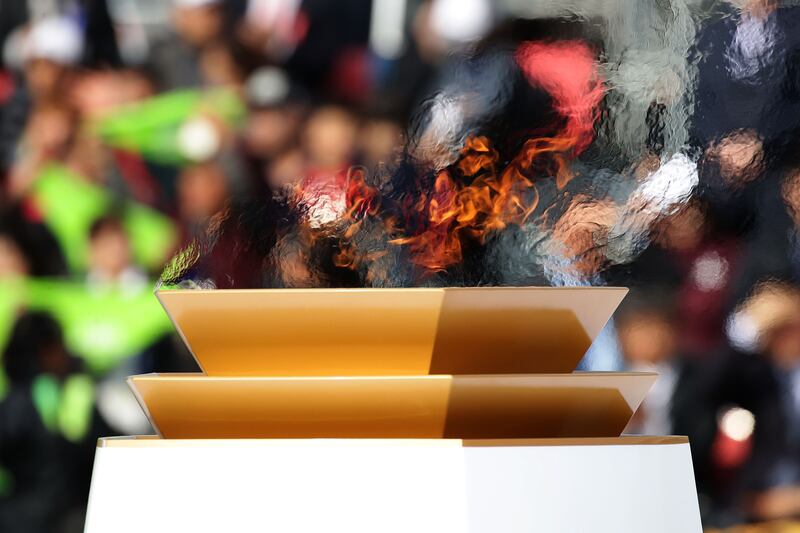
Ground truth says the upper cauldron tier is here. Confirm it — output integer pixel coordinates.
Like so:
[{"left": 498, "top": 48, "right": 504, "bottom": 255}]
[{"left": 156, "top": 287, "right": 627, "bottom": 376}]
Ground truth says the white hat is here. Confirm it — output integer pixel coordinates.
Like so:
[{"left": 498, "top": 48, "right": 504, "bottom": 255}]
[{"left": 4, "top": 16, "right": 84, "bottom": 68}]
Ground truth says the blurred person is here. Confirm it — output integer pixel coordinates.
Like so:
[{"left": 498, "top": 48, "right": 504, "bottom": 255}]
[
  {"left": 618, "top": 295, "right": 681, "bottom": 436},
  {"left": 548, "top": 195, "right": 618, "bottom": 283},
  {"left": 244, "top": 104, "right": 302, "bottom": 163},
  {"left": 0, "top": 312, "right": 101, "bottom": 533},
  {"left": 242, "top": 66, "right": 307, "bottom": 190},
  {"left": 627, "top": 199, "right": 745, "bottom": 357},
  {"left": 6, "top": 102, "right": 77, "bottom": 198},
  {"left": 3, "top": 16, "right": 83, "bottom": 102},
  {"left": 727, "top": 283, "right": 800, "bottom": 522},
  {"left": 147, "top": 0, "right": 225, "bottom": 89},
  {"left": 357, "top": 115, "right": 402, "bottom": 169},
  {"left": 708, "top": 129, "right": 765, "bottom": 189},
  {"left": 0, "top": 17, "right": 81, "bottom": 180},
  {"left": 177, "top": 161, "right": 230, "bottom": 238},
  {"left": 672, "top": 355, "right": 785, "bottom": 527},
  {"left": 669, "top": 282, "right": 788, "bottom": 526},
  {"left": 265, "top": 147, "right": 304, "bottom": 190},
  {"left": 302, "top": 104, "right": 358, "bottom": 172},
  {"left": 172, "top": 0, "right": 225, "bottom": 49},
  {"left": 86, "top": 214, "right": 147, "bottom": 291},
  {"left": 296, "top": 105, "right": 358, "bottom": 226}
]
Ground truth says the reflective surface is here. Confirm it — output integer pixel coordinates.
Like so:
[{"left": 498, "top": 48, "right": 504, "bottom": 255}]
[
  {"left": 129, "top": 372, "right": 656, "bottom": 439},
  {"left": 158, "top": 286, "right": 625, "bottom": 375}
]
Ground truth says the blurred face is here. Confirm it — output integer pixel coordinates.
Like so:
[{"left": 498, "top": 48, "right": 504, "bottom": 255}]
[
  {"left": 89, "top": 225, "right": 132, "bottom": 279},
  {"left": 708, "top": 130, "right": 764, "bottom": 187},
  {"left": 24, "top": 58, "right": 64, "bottom": 100},
  {"left": 244, "top": 108, "right": 300, "bottom": 158},
  {"left": 177, "top": 163, "right": 228, "bottom": 224},
  {"left": 551, "top": 198, "right": 617, "bottom": 276},
  {"left": 359, "top": 119, "right": 402, "bottom": 166},
  {"left": 619, "top": 314, "right": 677, "bottom": 365},
  {"left": 0, "top": 236, "right": 29, "bottom": 278},
  {"left": 303, "top": 106, "right": 358, "bottom": 169},
  {"left": 173, "top": 5, "right": 223, "bottom": 47},
  {"left": 266, "top": 149, "right": 304, "bottom": 189}
]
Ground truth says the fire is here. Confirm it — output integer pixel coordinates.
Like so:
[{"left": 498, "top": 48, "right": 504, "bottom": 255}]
[
  {"left": 388, "top": 133, "right": 583, "bottom": 271},
  {"left": 332, "top": 166, "right": 382, "bottom": 269},
  {"left": 297, "top": 40, "right": 605, "bottom": 275},
  {"left": 303, "top": 130, "right": 590, "bottom": 275}
]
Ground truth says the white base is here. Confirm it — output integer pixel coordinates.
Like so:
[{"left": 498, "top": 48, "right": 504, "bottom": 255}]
[{"left": 84, "top": 436, "right": 701, "bottom": 533}]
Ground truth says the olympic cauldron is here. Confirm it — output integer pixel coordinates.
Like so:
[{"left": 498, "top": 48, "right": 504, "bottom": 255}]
[{"left": 83, "top": 287, "right": 702, "bottom": 533}]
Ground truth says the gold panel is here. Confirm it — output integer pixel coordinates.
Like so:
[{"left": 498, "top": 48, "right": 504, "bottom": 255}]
[
  {"left": 158, "top": 288, "right": 443, "bottom": 376},
  {"left": 156, "top": 287, "right": 627, "bottom": 376},
  {"left": 443, "top": 373, "right": 655, "bottom": 439},
  {"left": 131, "top": 374, "right": 451, "bottom": 439},
  {"left": 129, "top": 372, "right": 655, "bottom": 439}
]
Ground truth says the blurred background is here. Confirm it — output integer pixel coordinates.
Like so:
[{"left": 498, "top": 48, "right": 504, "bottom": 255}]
[{"left": 1, "top": 0, "right": 800, "bottom": 530}]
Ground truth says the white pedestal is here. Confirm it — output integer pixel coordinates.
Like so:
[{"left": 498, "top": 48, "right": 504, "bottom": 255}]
[{"left": 84, "top": 436, "right": 701, "bottom": 533}]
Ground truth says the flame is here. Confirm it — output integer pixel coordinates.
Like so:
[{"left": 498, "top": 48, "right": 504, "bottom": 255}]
[
  {"left": 332, "top": 167, "right": 383, "bottom": 269},
  {"left": 388, "top": 133, "right": 589, "bottom": 272},
  {"left": 305, "top": 129, "right": 589, "bottom": 274},
  {"left": 303, "top": 132, "right": 589, "bottom": 275},
  {"left": 344, "top": 166, "right": 380, "bottom": 219},
  {"left": 297, "top": 40, "right": 605, "bottom": 275}
]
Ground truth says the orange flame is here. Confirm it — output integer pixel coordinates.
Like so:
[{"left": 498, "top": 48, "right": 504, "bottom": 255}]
[
  {"left": 301, "top": 129, "right": 587, "bottom": 274},
  {"left": 299, "top": 40, "right": 604, "bottom": 275},
  {"left": 388, "top": 132, "right": 588, "bottom": 272},
  {"left": 331, "top": 166, "right": 383, "bottom": 269}
]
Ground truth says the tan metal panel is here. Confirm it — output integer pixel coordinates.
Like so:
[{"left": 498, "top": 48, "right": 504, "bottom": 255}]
[
  {"left": 129, "top": 372, "right": 655, "bottom": 439},
  {"left": 156, "top": 287, "right": 627, "bottom": 376},
  {"left": 157, "top": 288, "right": 444, "bottom": 376}
]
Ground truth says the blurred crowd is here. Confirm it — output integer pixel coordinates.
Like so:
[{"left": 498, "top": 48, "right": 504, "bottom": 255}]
[{"left": 1, "top": 0, "right": 800, "bottom": 531}]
